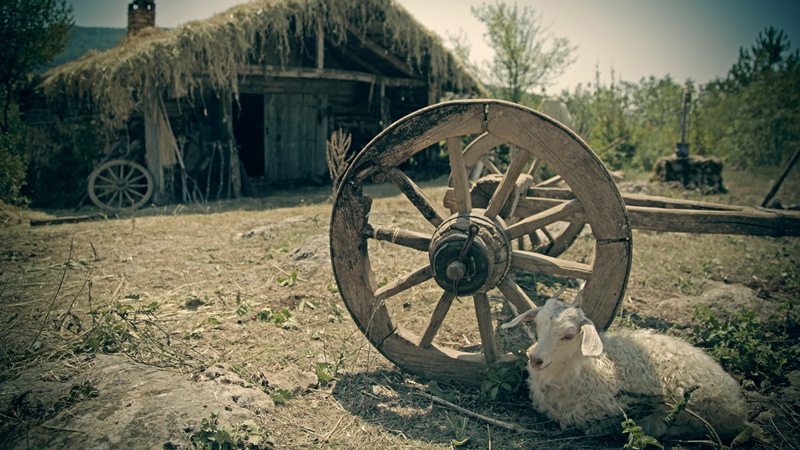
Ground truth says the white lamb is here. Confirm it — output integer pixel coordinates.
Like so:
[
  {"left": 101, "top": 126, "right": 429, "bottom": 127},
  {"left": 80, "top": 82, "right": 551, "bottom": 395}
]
[{"left": 502, "top": 293, "right": 748, "bottom": 441}]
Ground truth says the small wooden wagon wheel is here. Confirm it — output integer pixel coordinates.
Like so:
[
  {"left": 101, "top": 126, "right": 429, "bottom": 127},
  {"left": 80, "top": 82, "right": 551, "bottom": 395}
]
[
  {"left": 88, "top": 159, "right": 154, "bottom": 211},
  {"left": 330, "top": 100, "right": 631, "bottom": 386},
  {"left": 452, "top": 132, "right": 587, "bottom": 257}
]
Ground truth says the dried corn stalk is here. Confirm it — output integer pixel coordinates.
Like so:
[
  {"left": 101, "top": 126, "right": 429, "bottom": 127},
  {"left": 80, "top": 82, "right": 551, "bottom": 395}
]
[{"left": 325, "top": 128, "right": 352, "bottom": 197}]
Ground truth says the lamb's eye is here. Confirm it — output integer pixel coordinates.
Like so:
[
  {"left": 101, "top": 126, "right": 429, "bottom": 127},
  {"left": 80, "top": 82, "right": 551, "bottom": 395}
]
[{"left": 562, "top": 333, "right": 575, "bottom": 341}]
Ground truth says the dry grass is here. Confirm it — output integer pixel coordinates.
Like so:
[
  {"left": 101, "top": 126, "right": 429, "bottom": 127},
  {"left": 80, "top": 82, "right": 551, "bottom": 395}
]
[
  {"left": 40, "top": 0, "right": 484, "bottom": 131},
  {"left": 1, "top": 167, "right": 798, "bottom": 448}
]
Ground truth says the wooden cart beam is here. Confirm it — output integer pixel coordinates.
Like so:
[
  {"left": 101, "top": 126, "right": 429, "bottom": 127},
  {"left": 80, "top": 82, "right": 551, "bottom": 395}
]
[{"left": 445, "top": 182, "right": 800, "bottom": 237}]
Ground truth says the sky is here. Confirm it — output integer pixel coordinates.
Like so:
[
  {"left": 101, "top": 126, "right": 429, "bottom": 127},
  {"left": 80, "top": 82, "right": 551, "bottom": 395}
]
[{"left": 67, "top": 0, "right": 800, "bottom": 93}]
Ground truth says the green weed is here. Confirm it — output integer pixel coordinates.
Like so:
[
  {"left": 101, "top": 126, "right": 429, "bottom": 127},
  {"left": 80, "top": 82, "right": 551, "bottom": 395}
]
[
  {"left": 255, "top": 308, "right": 298, "bottom": 329},
  {"left": 277, "top": 269, "right": 298, "bottom": 287},
  {"left": 621, "top": 411, "right": 664, "bottom": 449},
  {"left": 690, "top": 303, "right": 800, "bottom": 392},
  {"left": 190, "top": 412, "right": 268, "bottom": 449},
  {"left": 269, "top": 389, "right": 293, "bottom": 404},
  {"left": 480, "top": 364, "right": 523, "bottom": 401}
]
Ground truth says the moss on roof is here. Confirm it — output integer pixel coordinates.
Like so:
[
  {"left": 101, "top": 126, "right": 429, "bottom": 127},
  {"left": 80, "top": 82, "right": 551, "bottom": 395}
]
[{"left": 42, "top": 0, "right": 484, "bottom": 129}]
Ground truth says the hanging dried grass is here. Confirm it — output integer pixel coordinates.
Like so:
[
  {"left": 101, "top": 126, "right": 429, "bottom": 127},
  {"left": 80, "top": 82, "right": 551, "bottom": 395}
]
[{"left": 40, "top": 0, "right": 483, "bottom": 131}]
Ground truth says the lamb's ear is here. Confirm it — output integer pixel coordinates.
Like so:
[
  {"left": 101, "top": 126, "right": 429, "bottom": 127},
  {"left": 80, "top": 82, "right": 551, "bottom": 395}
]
[
  {"left": 579, "top": 319, "right": 603, "bottom": 356},
  {"left": 500, "top": 307, "right": 540, "bottom": 329}
]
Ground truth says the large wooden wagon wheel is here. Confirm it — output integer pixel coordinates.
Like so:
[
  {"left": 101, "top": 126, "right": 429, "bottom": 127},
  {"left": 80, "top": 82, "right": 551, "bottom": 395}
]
[
  {"left": 451, "top": 132, "right": 587, "bottom": 257},
  {"left": 330, "top": 100, "right": 631, "bottom": 386},
  {"left": 88, "top": 159, "right": 154, "bottom": 211}
]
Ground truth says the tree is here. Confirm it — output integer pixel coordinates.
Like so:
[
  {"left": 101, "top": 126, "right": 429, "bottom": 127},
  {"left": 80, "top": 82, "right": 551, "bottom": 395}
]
[
  {"left": 472, "top": 1, "right": 575, "bottom": 103},
  {"left": 0, "top": 0, "right": 73, "bottom": 133},
  {"left": 728, "top": 27, "right": 799, "bottom": 89},
  {"left": 698, "top": 27, "right": 800, "bottom": 167}
]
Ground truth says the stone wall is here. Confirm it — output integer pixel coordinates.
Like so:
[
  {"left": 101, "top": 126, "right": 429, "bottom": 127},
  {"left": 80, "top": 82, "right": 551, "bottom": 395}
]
[{"left": 653, "top": 154, "right": 727, "bottom": 194}]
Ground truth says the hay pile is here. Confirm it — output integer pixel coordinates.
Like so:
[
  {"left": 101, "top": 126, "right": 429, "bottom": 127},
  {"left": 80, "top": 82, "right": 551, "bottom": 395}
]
[{"left": 41, "top": 0, "right": 483, "bottom": 130}]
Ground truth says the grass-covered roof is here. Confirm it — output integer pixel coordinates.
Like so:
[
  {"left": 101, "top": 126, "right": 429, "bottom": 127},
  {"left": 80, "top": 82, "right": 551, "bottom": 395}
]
[{"left": 41, "top": 0, "right": 484, "bottom": 129}]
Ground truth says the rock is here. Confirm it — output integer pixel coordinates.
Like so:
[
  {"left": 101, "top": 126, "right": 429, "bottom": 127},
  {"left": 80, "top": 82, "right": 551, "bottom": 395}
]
[
  {"left": 289, "top": 234, "right": 331, "bottom": 277},
  {"left": 1, "top": 354, "right": 274, "bottom": 449},
  {"left": 289, "top": 234, "right": 330, "bottom": 262},
  {"left": 783, "top": 371, "right": 800, "bottom": 403},
  {"left": 654, "top": 280, "right": 779, "bottom": 324},
  {"left": 258, "top": 366, "right": 317, "bottom": 395},
  {"left": 235, "top": 224, "right": 279, "bottom": 240}
]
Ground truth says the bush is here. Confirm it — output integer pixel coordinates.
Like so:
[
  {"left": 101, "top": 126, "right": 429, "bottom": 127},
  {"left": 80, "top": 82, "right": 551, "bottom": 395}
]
[
  {"left": 25, "top": 121, "right": 103, "bottom": 208},
  {"left": 0, "top": 125, "right": 28, "bottom": 205}
]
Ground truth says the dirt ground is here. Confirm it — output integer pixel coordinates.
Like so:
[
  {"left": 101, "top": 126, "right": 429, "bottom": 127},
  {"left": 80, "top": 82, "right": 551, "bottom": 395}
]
[{"left": 1, "top": 172, "right": 799, "bottom": 449}]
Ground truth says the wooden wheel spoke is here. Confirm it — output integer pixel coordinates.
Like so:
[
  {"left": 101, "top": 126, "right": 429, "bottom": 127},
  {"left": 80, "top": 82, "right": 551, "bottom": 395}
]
[
  {"left": 419, "top": 291, "right": 456, "bottom": 348},
  {"left": 484, "top": 149, "right": 530, "bottom": 219},
  {"left": 97, "top": 174, "right": 116, "bottom": 184},
  {"left": 128, "top": 184, "right": 150, "bottom": 190},
  {"left": 527, "top": 157, "right": 542, "bottom": 177},
  {"left": 362, "top": 224, "right": 431, "bottom": 252},
  {"left": 541, "top": 227, "right": 555, "bottom": 244},
  {"left": 505, "top": 199, "right": 583, "bottom": 240},
  {"left": 537, "top": 175, "right": 562, "bottom": 187},
  {"left": 123, "top": 191, "right": 136, "bottom": 206},
  {"left": 385, "top": 167, "right": 447, "bottom": 227},
  {"left": 511, "top": 250, "right": 592, "bottom": 280},
  {"left": 447, "top": 136, "right": 471, "bottom": 214},
  {"left": 473, "top": 293, "right": 498, "bottom": 363},
  {"left": 96, "top": 189, "right": 115, "bottom": 199},
  {"left": 545, "top": 222, "right": 585, "bottom": 256},
  {"left": 123, "top": 166, "right": 137, "bottom": 181},
  {"left": 128, "top": 173, "right": 147, "bottom": 183},
  {"left": 128, "top": 189, "right": 146, "bottom": 199},
  {"left": 374, "top": 265, "right": 433, "bottom": 302},
  {"left": 481, "top": 156, "right": 502, "bottom": 175},
  {"left": 497, "top": 278, "right": 537, "bottom": 311}
]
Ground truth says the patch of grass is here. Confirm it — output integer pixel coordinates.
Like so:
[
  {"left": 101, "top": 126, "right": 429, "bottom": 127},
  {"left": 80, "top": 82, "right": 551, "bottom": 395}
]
[
  {"left": 689, "top": 303, "right": 800, "bottom": 392},
  {"left": 73, "top": 300, "right": 206, "bottom": 371}
]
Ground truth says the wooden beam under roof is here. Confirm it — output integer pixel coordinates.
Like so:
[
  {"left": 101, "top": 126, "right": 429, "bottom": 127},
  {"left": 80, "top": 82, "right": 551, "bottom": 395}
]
[
  {"left": 346, "top": 25, "right": 417, "bottom": 78},
  {"left": 241, "top": 65, "right": 427, "bottom": 87}
]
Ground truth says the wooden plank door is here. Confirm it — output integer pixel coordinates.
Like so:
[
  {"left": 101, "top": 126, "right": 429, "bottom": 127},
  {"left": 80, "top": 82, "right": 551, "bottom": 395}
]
[{"left": 264, "top": 93, "right": 329, "bottom": 183}]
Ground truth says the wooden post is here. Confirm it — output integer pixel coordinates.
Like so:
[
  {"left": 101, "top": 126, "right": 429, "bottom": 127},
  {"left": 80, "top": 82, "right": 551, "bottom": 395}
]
[
  {"left": 316, "top": 18, "right": 324, "bottom": 71},
  {"left": 762, "top": 147, "right": 800, "bottom": 208},
  {"left": 222, "top": 93, "right": 242, "bottom": 198},
  {"left": 143, "top": 89, "right": 165, "bottom": 203}
]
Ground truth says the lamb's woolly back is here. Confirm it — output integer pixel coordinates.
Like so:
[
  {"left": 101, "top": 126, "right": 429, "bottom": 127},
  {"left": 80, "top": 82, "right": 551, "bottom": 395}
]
[{"left": 505, "top": 295, "right": 747, "bottom": 441}]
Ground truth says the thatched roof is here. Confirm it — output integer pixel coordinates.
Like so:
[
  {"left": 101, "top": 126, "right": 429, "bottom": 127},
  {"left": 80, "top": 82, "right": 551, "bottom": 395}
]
[{"left": 41, "top": 0, "right": 485, "bottom": 129}]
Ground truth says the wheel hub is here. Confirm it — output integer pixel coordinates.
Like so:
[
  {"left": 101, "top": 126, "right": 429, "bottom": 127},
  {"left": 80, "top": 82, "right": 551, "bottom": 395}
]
[{"left": 429, "top": 212, "right": 512, "bottom": 295}]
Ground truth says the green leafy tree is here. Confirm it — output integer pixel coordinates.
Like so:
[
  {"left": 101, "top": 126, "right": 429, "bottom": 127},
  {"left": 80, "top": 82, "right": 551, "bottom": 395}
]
[
  {"left": 0, "top": 0, "right": 73, "bottom": 133},
  {"left": 472, "top": 1, "right": 575, "bottom": 103},
  {"left": 697, "top": 27, "right": 800, "bottom": 167},
  {"left": 0, "top": 0, "right": 73, "bottom": 204}
]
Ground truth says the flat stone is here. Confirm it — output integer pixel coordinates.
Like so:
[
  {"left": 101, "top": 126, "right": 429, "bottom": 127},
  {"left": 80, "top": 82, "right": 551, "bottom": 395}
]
[{"left": 1, "top": 354, "right": 274, "bottom": 449}]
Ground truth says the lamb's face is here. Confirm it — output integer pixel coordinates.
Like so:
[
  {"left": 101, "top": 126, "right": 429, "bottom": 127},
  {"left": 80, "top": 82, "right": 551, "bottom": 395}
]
[{"left": 528, "top": 299, "right": 592, "bottom": 371}]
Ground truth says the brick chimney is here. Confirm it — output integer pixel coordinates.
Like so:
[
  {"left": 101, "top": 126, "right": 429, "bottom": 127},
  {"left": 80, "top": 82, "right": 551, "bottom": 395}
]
[{"left": 127, "top": 0, "right": 155, "bottom": 36}]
